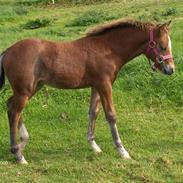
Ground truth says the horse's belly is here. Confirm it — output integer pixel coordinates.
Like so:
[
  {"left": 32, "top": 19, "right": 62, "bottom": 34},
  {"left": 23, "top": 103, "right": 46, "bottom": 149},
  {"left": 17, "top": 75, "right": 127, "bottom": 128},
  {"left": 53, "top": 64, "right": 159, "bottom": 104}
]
[
  {"left": 40, "top": 56, "right": 90, "bottom": 89},
  {"left": 44, "top": 71, "right": 90, "bottom": 89}
]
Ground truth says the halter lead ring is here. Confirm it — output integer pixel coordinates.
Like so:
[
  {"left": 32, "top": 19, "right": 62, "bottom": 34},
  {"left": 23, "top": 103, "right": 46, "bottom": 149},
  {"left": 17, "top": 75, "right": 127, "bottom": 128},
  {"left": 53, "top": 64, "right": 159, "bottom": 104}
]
[{"left": 146, "top": 29, "right": 173, "bottom": 70}]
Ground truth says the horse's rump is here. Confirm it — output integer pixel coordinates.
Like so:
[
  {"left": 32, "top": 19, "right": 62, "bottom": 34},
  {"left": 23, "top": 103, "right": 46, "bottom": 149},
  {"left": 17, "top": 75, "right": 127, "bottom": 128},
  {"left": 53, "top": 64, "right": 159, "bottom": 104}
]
[{"left": 0, "top": 54, "right": 5, "bottom": 89}]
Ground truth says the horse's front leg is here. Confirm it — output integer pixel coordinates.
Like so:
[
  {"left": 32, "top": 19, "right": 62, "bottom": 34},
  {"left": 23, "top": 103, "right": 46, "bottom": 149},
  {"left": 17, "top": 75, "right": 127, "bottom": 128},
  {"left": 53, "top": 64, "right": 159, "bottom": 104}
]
[
  {"left": 98, "top": 82, "right": 131, "bottom": 159},
  {"left": 87, "top": 88, "right": 102, "bottom": 153},
  {"left": 18, "top": 117, "right": 29, "bottom": 154},
  {"left": 7, "top": 94, "right": 29, "bottom": 164}
]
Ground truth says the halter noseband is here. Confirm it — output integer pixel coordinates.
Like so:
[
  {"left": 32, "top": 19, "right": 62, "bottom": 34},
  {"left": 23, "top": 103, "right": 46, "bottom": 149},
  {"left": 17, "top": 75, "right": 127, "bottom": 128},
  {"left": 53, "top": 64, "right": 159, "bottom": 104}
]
[{"left": 146, "top": 29, "right": 173, "bottom": 70}]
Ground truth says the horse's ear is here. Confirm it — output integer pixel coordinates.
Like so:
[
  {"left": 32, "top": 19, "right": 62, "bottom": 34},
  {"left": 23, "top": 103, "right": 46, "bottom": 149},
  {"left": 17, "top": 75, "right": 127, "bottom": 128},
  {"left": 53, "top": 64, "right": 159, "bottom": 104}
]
[
  {"left": 165, "top": 20, "right": 171, "bottom": 30},
  {"left": 158, "top": 20, "right": 171, "bottom": 34},
  {"left": 159, "top": 22, "right": 170, "bottom": 30},
  {"left": 166, "top": 20, "right": 172, "bottom": 27}
]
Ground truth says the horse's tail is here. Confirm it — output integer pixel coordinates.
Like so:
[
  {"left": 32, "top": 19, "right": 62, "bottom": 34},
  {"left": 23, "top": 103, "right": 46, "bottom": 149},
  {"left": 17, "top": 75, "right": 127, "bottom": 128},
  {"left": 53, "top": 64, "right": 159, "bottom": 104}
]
[{"left": 0, "top": 53, "right": 5, "bottom": 90}]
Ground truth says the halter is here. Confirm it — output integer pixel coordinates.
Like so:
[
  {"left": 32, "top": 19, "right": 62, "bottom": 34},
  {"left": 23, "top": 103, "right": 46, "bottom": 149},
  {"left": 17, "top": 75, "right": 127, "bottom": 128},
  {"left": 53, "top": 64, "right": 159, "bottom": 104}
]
[{"left": 146, "top": 29, "right": 173, "bottom": 70}]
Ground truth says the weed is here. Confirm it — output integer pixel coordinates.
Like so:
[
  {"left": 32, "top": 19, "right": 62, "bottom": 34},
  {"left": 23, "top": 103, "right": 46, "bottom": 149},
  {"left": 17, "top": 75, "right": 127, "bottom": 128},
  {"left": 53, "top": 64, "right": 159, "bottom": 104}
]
[
  {"left": 67, "top": 10, "right": 116, "bottom": 27},
  {"left": 162, "top": 7, "right": 178, "bottom": 16},
  {"left": 22, "top": 18, "right": 53, "bottom": 29}
]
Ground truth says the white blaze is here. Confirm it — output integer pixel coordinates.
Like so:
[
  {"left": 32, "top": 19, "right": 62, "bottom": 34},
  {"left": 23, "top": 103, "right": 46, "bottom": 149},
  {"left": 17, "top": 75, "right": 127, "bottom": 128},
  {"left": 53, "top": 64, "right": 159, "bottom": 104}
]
[
  {"left": 168, "top": 36, "right": 175, "bottom": 71},
  {"left": 168, "top": 36, "right": 172, "bottom": 54}
]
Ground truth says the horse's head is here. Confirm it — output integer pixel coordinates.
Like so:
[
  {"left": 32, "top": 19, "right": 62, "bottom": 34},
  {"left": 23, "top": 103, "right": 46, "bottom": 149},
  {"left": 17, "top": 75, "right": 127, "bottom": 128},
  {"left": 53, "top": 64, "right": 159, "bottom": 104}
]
[{"left": 146, "top": 21, "right": 175, "bottom": 75}]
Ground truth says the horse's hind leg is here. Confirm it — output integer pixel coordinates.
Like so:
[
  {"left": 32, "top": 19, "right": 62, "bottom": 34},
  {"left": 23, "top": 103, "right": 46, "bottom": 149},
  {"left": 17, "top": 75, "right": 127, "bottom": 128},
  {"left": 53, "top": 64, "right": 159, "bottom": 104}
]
[
  {"left": 87, "top": 88, "right": 102, "bottom": 153},
  {"left": 7, "top": 94, "right": 29, "bottom": 164}
]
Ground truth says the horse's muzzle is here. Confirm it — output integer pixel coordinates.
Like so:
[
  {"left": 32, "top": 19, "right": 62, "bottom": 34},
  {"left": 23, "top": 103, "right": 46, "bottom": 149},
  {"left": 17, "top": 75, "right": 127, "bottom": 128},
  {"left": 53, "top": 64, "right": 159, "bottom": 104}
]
[{"left": 162, "top": 65, "right": 175, "bottom": 75}]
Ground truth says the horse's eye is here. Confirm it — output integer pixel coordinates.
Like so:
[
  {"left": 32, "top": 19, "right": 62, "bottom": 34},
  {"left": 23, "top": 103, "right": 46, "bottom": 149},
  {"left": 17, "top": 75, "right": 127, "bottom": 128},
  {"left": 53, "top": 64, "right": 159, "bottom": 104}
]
[{"left": 160, "top": 46, "right": 166, "bottom": 52}]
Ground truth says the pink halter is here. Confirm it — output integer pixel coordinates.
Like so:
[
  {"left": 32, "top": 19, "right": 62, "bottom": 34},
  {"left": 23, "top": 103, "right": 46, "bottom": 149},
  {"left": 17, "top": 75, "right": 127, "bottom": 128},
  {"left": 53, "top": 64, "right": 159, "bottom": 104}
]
[{"left": 146, "top": 29, "right": 173, "bottom": 70}]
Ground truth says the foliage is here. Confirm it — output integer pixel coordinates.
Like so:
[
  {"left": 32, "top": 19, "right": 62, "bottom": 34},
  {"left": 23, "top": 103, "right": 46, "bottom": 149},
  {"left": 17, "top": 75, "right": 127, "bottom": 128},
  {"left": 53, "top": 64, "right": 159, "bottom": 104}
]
[
  {"left": 22, "top": 18, "right": 53, "bottom": 29},
  {"left": 162, "top": 7, "right": 178, "bottom": 17},
  {"left": 67, "top": 10, "right": 116, "bottom": 27}
]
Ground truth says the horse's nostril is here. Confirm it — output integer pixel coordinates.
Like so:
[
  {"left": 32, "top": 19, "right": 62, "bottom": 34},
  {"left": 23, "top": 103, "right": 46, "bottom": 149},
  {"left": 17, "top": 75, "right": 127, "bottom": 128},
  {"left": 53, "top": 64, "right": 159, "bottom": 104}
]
[
  {"left": 166, "top": 67, "right": 174, "bottom": 75},
  {"left": 169, "top": 68, "right": 173, "bottom": 73},
  {"left": 170, "top": 67, "right": 175, "bottom": 74},
  {"left": 163, "top": 66, "right": 174, "bottom": 75}
]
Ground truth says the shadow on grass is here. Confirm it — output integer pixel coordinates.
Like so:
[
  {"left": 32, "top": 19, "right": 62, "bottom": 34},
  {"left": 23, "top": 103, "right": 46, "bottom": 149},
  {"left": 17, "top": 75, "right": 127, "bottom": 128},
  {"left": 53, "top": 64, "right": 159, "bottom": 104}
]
[{"left": 0, "top": 145, "right": 87, "bottom": 164}]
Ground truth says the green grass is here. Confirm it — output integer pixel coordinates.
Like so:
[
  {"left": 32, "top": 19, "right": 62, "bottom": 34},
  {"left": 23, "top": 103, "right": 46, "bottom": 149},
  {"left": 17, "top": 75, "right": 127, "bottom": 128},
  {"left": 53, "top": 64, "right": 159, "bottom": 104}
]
[{"left": 0, "top": 0, "right": 183, "bottom": 182}]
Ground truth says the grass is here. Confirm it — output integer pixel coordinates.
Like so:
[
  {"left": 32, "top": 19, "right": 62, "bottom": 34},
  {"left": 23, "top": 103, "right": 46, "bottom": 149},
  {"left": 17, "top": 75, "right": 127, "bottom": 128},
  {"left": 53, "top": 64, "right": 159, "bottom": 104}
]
[
  {"left": 22, "top": 18, "right": 53, "bottom": 29},
  {"left": 0, "top": 0, "right": 183, "bottom": 182}
]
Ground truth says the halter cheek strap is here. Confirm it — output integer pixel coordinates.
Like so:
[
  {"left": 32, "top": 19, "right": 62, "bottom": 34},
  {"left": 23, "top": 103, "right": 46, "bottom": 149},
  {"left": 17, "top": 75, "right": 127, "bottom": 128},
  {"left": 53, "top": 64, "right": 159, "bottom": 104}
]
[{"left": 146, "top": 30, "right": 173, "bottom": 70}]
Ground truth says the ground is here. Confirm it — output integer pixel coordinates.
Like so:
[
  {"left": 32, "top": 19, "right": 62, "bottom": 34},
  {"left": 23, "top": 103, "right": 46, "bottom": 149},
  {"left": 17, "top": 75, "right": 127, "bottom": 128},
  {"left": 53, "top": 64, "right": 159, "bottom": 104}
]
[{"left": 0, "top": 0, "right": 183, "bottom": 182}]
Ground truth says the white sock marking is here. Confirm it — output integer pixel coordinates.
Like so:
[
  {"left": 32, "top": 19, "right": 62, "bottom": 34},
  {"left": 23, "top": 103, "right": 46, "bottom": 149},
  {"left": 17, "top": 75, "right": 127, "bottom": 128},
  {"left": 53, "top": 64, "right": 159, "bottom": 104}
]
[
  {"left": 89, "top": 140, "right": 102, "bottom": 153},
  {"left": 19, "top": 123, "right": 29, "bottom": 140}
]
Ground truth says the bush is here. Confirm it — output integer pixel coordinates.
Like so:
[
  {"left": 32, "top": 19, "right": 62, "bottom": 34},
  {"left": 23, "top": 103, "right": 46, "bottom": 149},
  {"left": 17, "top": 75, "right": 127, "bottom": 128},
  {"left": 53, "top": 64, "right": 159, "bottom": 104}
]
[
  {"left": 22, "top": 18, "right": 52, "bottom": 29},
  {"left": 67, "top": 10, "right": 116, "bottom": 27},
  {"left": 162, "top": 7, "right": 178, "bottom": 16},
  {"left": 69, "top": 10, "right": 105, "bottom": 26}
]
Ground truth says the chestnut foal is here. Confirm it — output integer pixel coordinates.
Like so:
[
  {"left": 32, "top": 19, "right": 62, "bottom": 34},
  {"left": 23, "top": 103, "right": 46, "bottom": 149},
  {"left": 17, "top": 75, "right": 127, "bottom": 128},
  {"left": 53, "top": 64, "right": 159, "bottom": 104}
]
[{"left": 0, "top": 20, "right": 175, "bottom": 164}]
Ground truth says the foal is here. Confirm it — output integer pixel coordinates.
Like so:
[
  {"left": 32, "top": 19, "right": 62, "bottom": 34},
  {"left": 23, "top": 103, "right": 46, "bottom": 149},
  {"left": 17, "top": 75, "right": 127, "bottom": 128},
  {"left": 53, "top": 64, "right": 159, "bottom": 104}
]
[{"left": 0, "top": 19, "right": 174, "bottom": 164}]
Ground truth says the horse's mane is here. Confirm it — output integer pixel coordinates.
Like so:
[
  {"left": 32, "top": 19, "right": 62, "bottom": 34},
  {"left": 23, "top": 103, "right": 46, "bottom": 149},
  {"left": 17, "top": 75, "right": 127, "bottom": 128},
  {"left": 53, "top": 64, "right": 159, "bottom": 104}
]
[{"left": 86, "top": 19, "right": 156, "bottom": 37}]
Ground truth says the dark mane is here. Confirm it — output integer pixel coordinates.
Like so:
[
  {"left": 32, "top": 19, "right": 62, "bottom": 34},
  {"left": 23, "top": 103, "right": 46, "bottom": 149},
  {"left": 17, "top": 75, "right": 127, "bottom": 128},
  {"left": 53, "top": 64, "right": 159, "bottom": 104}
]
[{"left": 86, "top": 19, "right": 156, "bottom": 37}]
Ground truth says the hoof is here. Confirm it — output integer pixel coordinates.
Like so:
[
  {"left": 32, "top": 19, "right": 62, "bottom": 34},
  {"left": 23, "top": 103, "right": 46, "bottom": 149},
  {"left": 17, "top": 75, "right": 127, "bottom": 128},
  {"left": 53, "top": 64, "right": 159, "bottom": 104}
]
[
  {"left": 117, "top": 148, "right": 131, "bottom": 159},
  {"left": 89, "top": 140, "right": 102, "bottom": 154},
  {"left": 17, "top": 156, "right": 28, "bottom": 165},
  {"left": 94, "top": 147, "right": 102, "bottom": 154},
  {"left": 122, "top": 152, "right": 131, "bottom": 159}
]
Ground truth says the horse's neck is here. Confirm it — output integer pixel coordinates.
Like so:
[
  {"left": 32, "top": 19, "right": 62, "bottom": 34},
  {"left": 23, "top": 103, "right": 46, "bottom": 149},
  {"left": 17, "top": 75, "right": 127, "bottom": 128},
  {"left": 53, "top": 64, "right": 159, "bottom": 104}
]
[{"left": 101, "top": 28, "right": 149, "bottom": 63}]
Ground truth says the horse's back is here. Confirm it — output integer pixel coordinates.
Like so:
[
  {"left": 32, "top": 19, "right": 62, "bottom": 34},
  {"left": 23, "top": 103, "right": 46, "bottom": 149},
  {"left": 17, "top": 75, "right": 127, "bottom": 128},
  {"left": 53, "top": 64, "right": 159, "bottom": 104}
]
[
  {"left": 2, "top": 37, "right": 117, "bottom": 92},
  {"left": 2, "top": 38, "right": 91, "bottom": 91}
]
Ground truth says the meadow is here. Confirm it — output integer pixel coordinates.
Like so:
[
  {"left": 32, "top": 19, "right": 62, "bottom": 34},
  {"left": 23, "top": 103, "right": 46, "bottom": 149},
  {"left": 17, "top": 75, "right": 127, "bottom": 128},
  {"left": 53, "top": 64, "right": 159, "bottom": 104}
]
[{"left": 0, "top": 0, "right": 183, "bottom": 182}]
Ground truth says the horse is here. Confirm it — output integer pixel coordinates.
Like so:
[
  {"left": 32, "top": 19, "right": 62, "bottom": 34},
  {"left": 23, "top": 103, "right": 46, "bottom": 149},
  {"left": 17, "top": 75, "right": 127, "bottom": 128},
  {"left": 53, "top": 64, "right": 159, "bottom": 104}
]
[{"left": 0, "top": 19, "right": 175, "bottom": 164}]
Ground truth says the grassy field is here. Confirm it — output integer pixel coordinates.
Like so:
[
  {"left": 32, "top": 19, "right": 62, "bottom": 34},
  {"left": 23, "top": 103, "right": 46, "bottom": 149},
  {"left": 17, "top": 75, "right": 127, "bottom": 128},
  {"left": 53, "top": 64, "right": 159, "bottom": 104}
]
[{"left": 0, "top": 0, "right": 183, "bottom": 182}]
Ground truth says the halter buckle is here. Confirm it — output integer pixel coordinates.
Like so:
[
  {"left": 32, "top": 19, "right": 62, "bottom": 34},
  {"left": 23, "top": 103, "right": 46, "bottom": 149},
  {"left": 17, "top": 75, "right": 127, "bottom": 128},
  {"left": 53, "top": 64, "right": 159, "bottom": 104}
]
[
  {"left": 157, "top": 56, "right": 163, "bottom": 64},
  {"left": 148, "top": 41, "right": 156, "bottom": 49}
]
